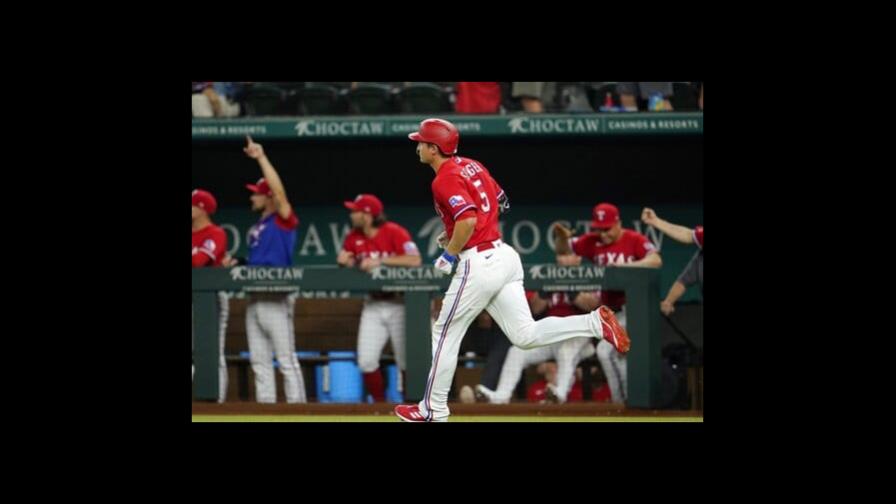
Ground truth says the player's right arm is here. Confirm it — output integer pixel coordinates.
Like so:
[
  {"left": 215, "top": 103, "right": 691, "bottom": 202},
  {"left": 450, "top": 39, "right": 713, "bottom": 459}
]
[
  {"left": 244, "top": 135, "right": 294, "bottom": 221},
  {"left": 444, "top": 217, "right": 476, "bottom": 256},
  {"left": 641, "top": 207, "right": 695, "bottom": 245}
]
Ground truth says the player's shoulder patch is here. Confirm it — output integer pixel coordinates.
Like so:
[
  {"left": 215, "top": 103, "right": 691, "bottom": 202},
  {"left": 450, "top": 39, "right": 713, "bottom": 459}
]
[
  {"left": 448, "top": 194, "right": 467, "bottom": 208},
  {"left": 403, "top": 241, "right": 419, "bottom": 255}
]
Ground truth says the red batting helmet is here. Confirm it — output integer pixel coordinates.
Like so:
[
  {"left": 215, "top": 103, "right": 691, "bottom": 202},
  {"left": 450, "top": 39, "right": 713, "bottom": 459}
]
[{"left": 408, "top": 118, "right": 459, "bottom": 156}]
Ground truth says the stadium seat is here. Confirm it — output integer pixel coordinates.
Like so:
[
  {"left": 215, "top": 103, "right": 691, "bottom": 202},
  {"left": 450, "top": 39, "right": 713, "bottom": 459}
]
[
  {"left": 347, "top": 83, "right": 395, "bottom": 115},
  {"left": 243, "top": 83, "right": 285, "bottom": 116},
  {"left": 397, "top": 82, "right": 452, "bottom": 114}
]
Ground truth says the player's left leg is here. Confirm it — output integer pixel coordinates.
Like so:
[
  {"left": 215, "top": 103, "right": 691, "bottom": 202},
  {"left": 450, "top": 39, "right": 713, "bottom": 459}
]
[
  {"left": 485, "top": 245, "right": 603, "bottom": 349},
  {"left": 487, "top": 280, "right": 603, "bottom": 349}
]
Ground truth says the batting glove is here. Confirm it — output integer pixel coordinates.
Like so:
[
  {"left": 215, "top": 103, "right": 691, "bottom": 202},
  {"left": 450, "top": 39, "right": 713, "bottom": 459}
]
[{"left": 433, "top": 252, "right": 457, "bottom": 274}]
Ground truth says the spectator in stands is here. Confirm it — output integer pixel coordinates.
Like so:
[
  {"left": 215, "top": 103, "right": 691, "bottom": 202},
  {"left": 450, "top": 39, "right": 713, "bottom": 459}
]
[
  {"left": 213, "top": 82, "right": 247, "bottom": 115},
  {"left": 616, "top": 82, "right": 675, "bottom": 111},
  {"left": 640, "top": 208, "right": 703, "bottom": 315},
  {"left": 511, "top": 82, "right": 558, "bottom": 113},
  {"left": 555, "top": 82, "right": 595, "bottom": 113},
  {"left": 455, "top": 82, "right": 501, "bottom": 114},
  {"left": 192, "top": 82, "right": 212, "bottom": 117},
  {"left": 192, "top": 82, "right": 243, "bottom": 118}
]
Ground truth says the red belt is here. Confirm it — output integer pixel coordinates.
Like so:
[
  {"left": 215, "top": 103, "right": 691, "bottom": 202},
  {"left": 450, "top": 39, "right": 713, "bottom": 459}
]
[{"left": 466, "top": 241, "right": 497, "bottom": 252}]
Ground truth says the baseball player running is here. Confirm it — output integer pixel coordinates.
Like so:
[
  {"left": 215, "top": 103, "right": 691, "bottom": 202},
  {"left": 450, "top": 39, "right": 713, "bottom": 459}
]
[{"left": 394, "top": 118, "right": 629, "bottom": 422}]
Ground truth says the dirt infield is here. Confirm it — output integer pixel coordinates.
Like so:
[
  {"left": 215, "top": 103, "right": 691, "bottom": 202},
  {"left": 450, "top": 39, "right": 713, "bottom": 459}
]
[{"left": 192, "top": 401, "right": 701, "bottom": 417}]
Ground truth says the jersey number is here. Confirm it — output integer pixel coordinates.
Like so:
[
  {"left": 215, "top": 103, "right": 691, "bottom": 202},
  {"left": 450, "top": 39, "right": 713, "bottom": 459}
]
[
  {"left": 462, "top": 162, "right": 491, "bottom": 213},
  {"left": 472, "top": 179, "right": 491, "bottom": 213}
]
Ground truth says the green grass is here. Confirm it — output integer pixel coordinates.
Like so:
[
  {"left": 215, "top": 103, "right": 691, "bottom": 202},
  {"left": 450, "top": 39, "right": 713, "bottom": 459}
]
[{"left": 192, "top": 415, "right": 703, "bottom": 423}]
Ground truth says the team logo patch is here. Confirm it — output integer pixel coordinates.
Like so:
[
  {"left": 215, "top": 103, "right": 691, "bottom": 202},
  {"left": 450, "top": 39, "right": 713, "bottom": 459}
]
[
  {"left": 448, "top": 195, "right": 466, "bottom": 208},
  {"left": 644, "top": 242, "right": 656, "bottom": 252},
  {"left": 203, "top": 239, "right": 216, "bottom": 251},
  {"left": 249, "top": 223, "right": 265, "bottom": 247},
  {"left": 403, "top": 242, "right": 419, "bottom": 254}
]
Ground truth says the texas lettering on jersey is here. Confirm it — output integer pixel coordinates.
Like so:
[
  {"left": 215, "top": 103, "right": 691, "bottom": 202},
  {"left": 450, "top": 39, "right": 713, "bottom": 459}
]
[{"left": 571, "top": 229, "right": 657, "bottom": 308}]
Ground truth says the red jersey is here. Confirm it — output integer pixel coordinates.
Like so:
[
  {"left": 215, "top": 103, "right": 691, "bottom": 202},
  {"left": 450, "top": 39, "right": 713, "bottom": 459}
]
[
  {"left": 694, "top": 225, "right": 704, "bottom": 249},
  {"left": 431, "top": 156, "right": 503, "bottom": 250},
  {"left": 341, "top": 221, "right": 419, "bottom": 260},
  {"left": 192, "top": 223, "right": 227, "bottom": 267},
  {"left": 570, "top": 229, "right": 657, "bottom": 309}
]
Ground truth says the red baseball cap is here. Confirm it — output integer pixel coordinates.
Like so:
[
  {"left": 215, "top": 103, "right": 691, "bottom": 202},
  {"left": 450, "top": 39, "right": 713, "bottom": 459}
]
[
  {"left": 344, "top": 194, "right": 383, "bottom": 217},
  {"left": 590, "top": 203, "right": 620, "bottom": 229},
  {"left": 192, "top": 189, "right": 217, "bottom": 215},
  {"left": 246, "top": 177, "right": 272, "bottom": 196}
]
